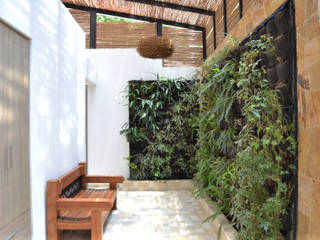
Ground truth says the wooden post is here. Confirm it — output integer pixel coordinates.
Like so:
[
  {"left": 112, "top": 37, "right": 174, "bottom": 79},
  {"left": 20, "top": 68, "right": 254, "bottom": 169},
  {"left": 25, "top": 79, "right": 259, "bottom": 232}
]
[
  {"left": 79, "top": 162, "right": 88, "bottom": 189},
  {"left": 46, "top": 180, "right": 61, "bottom": 240},
  {"left": 91, "top": 210, "right": 103, "bottom": 240},
  {"left": 79, "top": 162, "right": 87, "bottom": 175}
]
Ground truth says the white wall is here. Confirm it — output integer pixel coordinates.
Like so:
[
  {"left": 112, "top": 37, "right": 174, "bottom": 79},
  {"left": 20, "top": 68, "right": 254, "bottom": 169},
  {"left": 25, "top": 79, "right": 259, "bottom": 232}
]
[
  {"left": 0, "top": 1, "right": 86, "bottom": 239},
  {"left": 86, "top": 49, "right": 197, "bottom": 178}
]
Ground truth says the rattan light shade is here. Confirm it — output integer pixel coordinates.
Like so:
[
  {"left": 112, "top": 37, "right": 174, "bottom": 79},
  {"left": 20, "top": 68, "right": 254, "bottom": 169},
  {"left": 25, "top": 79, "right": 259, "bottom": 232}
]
[{"left": 137, "top": 36, "right": 174, "bottom": 59}]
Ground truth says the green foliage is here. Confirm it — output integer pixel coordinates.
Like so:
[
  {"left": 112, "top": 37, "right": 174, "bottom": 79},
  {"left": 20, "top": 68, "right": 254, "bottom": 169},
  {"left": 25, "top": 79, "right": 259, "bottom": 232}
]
[
  {"left": 97, "top": 14, "right": 133, "bottom": 23},
  {"left": 121, "top": 78, "right": 198, "bottom": 180},
  {"left": 195, "top": 36, "right": 296, "bottom": 240}
]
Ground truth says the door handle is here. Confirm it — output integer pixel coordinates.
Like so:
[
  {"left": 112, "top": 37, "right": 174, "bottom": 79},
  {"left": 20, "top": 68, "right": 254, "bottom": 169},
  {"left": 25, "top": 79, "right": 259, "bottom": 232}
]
[
  {"left": 9, "top": 146, "right": 12, "bottom": 169},
  {"left": 4, "top": 146, "right": 8, "bottom": 170}
]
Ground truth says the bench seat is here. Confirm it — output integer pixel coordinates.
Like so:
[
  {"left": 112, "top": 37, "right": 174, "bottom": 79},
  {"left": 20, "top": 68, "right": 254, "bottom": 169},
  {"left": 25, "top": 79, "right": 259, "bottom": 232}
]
[
  {"left": 58, "top": 189, "right": 114, "bottom": 223},
  {"left": 46, "top": 163, "right": 124, "bottom": 240}
]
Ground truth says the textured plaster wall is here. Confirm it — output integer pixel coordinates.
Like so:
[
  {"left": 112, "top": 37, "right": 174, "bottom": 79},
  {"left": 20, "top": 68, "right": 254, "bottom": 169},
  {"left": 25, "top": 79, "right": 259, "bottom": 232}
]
[
  {"left": 206, "top": 0, "right": 320, "bottom": 239},
  {"left": 0, "top": 0, "right": 86, "bottom": 239}
]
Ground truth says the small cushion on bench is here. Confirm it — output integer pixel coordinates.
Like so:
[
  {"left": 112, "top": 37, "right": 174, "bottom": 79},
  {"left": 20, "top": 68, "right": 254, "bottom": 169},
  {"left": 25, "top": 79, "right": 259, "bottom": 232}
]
[
  {"left": 58, "top": 189, "right": 115, "bottom": 222},
  {"left": 60, "top": 178, "right": 82, "bottom": 199}
]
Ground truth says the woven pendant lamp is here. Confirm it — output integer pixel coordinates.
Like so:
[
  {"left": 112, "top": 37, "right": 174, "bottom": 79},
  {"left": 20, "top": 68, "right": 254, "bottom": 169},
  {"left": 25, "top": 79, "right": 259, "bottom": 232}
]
[{"left": 137, "top": 36, "right": 174, "bottom": 59}]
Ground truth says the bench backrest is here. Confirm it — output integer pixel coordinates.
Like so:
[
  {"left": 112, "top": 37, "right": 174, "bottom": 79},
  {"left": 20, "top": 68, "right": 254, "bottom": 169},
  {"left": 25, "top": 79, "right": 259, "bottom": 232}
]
[
  {"left": 46, "top": 162, "right": 87, "bottom": 235},
  {"left": 47, "top": 162, "right": 87, "bottom": 202}
]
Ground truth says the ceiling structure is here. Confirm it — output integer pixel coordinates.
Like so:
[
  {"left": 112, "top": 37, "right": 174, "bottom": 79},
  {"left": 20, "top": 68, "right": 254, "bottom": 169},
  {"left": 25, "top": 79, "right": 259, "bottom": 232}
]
[
  {"left": 62, "top": 0, "right": 222, "bottom": 28},
  {"left": 61, "top": 0, "right": 235, "bottom": 61}
]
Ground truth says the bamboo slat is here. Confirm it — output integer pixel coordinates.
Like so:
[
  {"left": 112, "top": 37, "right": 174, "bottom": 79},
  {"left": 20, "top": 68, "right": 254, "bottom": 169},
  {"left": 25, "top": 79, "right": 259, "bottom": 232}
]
[
  {"left": 163, "top": 26, "right": 203, "bottom": 67},
  {"left": 96, "top": 22, "right": 156, "bottom": 49},
  {"left": 215, "top": 2, "right": 225, "bottom": 47},
  {"left": 63, "top": 0, "right": 214, "bottom": 28},
  {"left": 67, "top": 0, "right": 261, "bottom": 54},
  {"left": 227, "top": 0, "right": 240, "bottom": 32},
  {"left": 69, "top": 9, "right": 90, "bottom": 48}
]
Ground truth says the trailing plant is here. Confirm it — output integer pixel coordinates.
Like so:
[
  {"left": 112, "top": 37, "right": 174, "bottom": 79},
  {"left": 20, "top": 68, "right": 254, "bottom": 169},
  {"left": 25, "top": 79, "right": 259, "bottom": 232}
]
[
  {"left": 121, "top": 78, "right": 198, "bottom": 180},
  {"left": 195, "top": 35, "right": 296, "bottom": 240}
]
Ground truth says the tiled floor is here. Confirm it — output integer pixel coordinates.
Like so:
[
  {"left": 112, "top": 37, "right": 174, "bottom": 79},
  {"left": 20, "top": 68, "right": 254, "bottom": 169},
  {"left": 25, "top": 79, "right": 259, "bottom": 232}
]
[{"left": 61, "top": 191, "right": 217, "bottom": 240}]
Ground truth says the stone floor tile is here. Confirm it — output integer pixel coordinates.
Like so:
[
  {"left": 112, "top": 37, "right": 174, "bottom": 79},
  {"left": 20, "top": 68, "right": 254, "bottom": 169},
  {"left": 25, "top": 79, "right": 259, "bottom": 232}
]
[{"left": 61, "top": 191, "right": 217, "bottom": 240}]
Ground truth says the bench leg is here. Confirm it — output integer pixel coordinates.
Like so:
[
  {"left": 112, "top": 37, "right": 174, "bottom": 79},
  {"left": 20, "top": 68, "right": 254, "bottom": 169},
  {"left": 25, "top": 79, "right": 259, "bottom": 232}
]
[
  {"left": 47, "top": 208, "right": 60, "bottom": 240},
  {"left": 47, "top": 224, "right": 60, "bottom": 240},
  {"left": 91, "top": 210, "right": 103, "bottom": 240},
  {"left": 112, "top": 198, "right": 117, "bottom": 210}
]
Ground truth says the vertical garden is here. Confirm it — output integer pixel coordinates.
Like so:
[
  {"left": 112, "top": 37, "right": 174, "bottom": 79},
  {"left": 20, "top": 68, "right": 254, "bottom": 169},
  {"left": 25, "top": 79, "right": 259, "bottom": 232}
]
[
  {"left": 121, "top": 79, "right": 199, "bottom": 180},
  {"left": 196, "top": 35, "right": 296, "bottom": 240},
  {"left": 121, "top": 35, "right": 296, "bottom": 239}
]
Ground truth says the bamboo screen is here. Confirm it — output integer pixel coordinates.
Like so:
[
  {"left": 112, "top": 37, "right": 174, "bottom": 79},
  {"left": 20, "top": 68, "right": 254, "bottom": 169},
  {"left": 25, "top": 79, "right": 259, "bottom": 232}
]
[
  {"left": 227, "top": 0, "right": 241, "bottom": 32},
  {"left": 63, "top": 0, "right": 217, "bottom": 27},
  {"left": 215, "top": 1, "right": 225, "bottom": 48},
  {"left": 162, "top": 26, "right": 203, "bottom": 67},
  {"left": 96, "top": 22, "right": 157, "bottom": 48},
  {"left": 69, "top": 10, "right": 204, "bottom": 67}
]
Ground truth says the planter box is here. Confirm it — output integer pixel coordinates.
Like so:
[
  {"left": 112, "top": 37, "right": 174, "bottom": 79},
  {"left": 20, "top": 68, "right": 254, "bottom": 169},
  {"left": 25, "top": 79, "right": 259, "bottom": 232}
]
[{"left": 195, "top": 194, "right": 237, "bottom": 240}]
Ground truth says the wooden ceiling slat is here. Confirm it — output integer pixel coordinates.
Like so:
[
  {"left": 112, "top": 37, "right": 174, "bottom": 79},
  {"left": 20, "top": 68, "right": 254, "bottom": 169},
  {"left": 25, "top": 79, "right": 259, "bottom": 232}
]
[{"left": 62, "top": 0, "right": 221, "bottom": 27}]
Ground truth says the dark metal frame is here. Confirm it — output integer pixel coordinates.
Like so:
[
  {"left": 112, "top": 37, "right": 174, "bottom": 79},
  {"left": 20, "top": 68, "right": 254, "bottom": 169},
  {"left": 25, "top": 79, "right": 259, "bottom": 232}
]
[
  {"left": 65, "top": 3, "right": 203, "bottom": 31},
  {"left": 125, "top": 0, "right": 217, "bottom": 51},
  {"left": 66, "top": 0, "right": 250, "bottom": 57},
  {"left": 202, "top": 28, "right": 207, "bottom": 59},
  {"left": 64, "top": 3, "right": 208, "bottom": 59},
  {"left": 156, "top": 22, "right": 163, "bottom": 36},
  {"left": 65, "top": 0, "right": 254, "bottom": 59},
  {"left": 239, "top": 0, "right": 243, "bottom": 19},
  {"left": 213, "top": 12, "right": 217, "bottom": 50},
  {"left": 89, "top": 10, "right": 97, "bottom": 48},
  {"left": 223, "top": 0, "right": 227, "bottom": 36},
  {"left": 288, "top": 0, "right": 298, "bottom": 239}
]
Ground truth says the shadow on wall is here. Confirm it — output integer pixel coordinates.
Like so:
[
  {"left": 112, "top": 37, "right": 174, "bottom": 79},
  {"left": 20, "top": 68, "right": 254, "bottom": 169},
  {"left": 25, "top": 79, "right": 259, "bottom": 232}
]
[{"left": 28, "top": 0, "right": 85, "bottom": 239}]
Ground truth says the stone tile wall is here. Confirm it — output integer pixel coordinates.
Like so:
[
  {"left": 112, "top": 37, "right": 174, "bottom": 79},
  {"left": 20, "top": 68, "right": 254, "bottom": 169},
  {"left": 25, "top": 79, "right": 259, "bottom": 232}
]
[
  {"left": 296, "top": 0, "right": 320, "bottom": 239},
  {"left": 205, "top": 0, "right": 320, "bottom": 239}
]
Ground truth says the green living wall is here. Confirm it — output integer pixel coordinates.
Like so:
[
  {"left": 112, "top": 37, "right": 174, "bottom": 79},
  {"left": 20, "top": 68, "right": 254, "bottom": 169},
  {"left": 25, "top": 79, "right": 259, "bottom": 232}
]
[
  {"left": 195, "top": 36, "right": 296, "bottom": 240},
  {"left": 121, "top": 79, "right": 198, "bottom": 180},
  {"left": 120, "top": 35, "right": 296, "bottom": 240}
]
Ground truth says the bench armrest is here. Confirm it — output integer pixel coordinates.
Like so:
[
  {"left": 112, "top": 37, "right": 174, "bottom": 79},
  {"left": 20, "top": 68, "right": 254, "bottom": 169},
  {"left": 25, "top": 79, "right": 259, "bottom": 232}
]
[
  {"left": 57, "top": 198, "right": 114, "bottom": 210},
  {"left": 82, "top": 176, "right": 124, "bottom": 184}
]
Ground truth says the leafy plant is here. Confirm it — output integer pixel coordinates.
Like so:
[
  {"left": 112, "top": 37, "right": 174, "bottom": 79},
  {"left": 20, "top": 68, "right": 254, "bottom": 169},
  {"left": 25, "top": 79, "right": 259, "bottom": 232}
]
[
  {"left": 195, "top": 35, "right": 296, "bottom": 240},
  {"left": 121, "top": 78, "right": 199, "bottom": 180},
  {"left": 97, "top": 14, "right": 133, "bottom": 23}
]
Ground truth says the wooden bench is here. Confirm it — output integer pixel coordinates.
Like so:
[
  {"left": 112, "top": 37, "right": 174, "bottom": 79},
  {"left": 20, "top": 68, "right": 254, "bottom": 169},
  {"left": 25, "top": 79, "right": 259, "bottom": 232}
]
[{"left": 46, "top": 162, "right": 124, "bottom": 240}]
